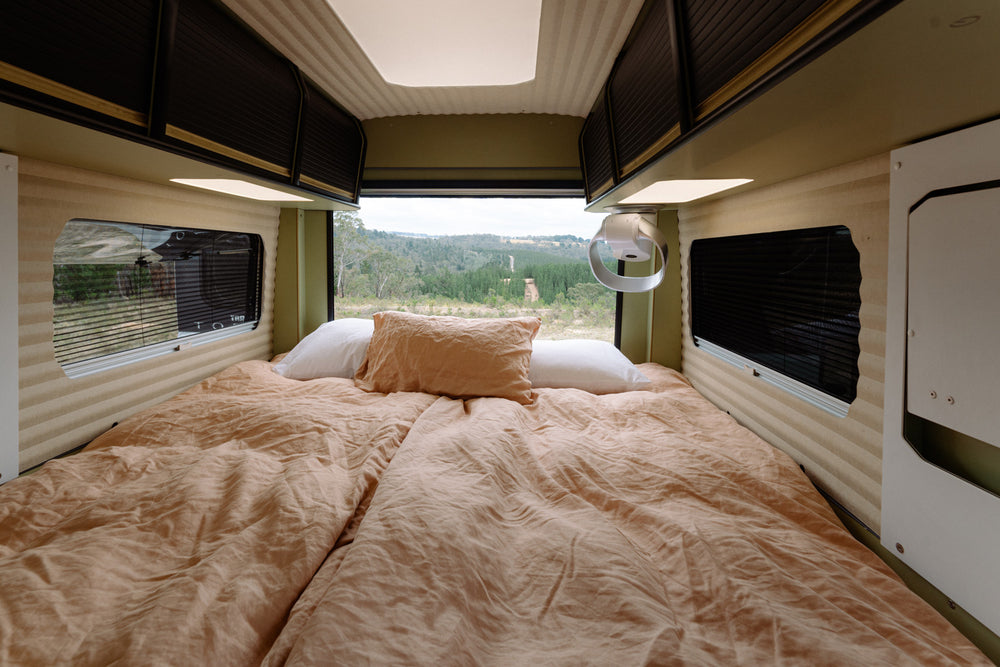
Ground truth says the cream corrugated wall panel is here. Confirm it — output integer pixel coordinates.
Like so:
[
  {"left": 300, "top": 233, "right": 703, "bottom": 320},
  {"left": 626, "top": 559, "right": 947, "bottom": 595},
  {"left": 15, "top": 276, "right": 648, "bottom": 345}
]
[
  {"left": 220, "top": 0, "right": 644, "bottom": 119},
  {"left": 678, "top": 153, "right": 890, "bottom": 531},
  {"left": 18, "top": 158, "right": 279, "bottom": 470}
]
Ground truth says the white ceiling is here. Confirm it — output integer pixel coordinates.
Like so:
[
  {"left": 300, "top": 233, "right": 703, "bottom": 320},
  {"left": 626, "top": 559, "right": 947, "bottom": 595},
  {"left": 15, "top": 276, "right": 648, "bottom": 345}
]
[{"left": 218, "top": 0, "right": 645, "bottom": 119}]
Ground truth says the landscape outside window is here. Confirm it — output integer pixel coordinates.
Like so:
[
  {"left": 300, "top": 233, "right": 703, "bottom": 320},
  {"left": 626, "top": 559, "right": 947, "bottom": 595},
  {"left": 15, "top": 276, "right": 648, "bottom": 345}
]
[{"left": 334, "top": 198, "right": 615, "bottom": 341}]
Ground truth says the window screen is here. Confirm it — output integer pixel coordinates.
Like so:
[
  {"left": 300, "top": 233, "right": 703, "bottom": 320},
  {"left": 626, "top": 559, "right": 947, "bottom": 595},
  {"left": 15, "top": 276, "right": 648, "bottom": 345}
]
[
  {"left": 53, "top": 220, "right": 263, "bottom": 372},
  {"left": 690, "top": 225, "right": 861, "bottom": 405}
]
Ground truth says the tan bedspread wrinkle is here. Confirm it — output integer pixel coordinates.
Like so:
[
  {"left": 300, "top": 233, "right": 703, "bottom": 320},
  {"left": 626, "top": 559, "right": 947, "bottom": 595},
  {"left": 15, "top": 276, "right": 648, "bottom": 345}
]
[
  {"left": 0, "top": 360, "right": 436, "bottom": 666},
  {"left": 276, "top": 364, "right": 988, "bottom": 666}
]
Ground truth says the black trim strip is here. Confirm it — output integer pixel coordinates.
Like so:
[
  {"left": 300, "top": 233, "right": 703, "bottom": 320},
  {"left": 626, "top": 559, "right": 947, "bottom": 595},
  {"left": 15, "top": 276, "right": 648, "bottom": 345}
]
[
  {"left": 614, "top": 259, "right": 625, "bottom": 349},
  {"left": 290, "top": 66, "right": 307, "bottom": 187},
  {"left": 667, "top": 0, "right": 693, "bottom": 133},
  {"left": 810, "top": 474, "right": 880, "bottom": 540},
  {"left": 604, "top": 70, "right": 622, "bottom": 189},
  {"left": 326, "top": 210, "right": 336, "bottom": 320},
  {"left": 361, "top": 179, "right": 584, "bottom": 195},
  {"left": 909, "top": 178, "right": 1000, "bottom": 215},
  {"left": 148, "top": 0, "right": 178, "bottom": 139}
]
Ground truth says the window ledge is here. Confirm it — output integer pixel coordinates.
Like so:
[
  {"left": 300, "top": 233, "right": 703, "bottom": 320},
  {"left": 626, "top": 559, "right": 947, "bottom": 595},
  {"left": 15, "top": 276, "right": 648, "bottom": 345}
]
[
  {"left": 60, "top": 322, "right": 258, "bottom": 379},
  {"left": 694, "top": 338, "right": 851, "bottom": 418}
]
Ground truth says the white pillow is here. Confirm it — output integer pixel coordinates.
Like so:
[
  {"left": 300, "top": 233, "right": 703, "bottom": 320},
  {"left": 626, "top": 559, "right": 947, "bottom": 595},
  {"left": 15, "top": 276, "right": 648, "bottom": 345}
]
[
  {"left": 529, "top": 339, "right": 650, "bottom": 394},
  {"left": 273, "top": 318, "right": 374, "bottom": 379}
]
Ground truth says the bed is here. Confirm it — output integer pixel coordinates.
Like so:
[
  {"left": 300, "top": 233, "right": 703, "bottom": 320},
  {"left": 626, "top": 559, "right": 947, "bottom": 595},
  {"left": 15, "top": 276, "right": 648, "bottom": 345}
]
[{"left": 0, "top": 313, "right": 989, "bottom": 665}]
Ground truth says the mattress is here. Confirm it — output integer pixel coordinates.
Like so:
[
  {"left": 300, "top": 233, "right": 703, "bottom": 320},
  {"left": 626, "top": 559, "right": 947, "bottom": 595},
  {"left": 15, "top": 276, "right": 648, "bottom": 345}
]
[{"left": 0, "top": 360, "right": 988, "bottom": 665}]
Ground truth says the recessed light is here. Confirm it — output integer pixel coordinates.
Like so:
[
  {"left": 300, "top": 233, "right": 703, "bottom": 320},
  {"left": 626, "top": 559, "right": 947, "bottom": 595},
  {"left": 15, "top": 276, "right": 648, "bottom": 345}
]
[
  {"left": 619, "top": 179, "right": 753, "bottom": 204},
  {"left": 170, "top": 179, "right": 312, "bottom": 202},
  {"left": 326, "top": 0, "right": 542, "bottom": 87}
]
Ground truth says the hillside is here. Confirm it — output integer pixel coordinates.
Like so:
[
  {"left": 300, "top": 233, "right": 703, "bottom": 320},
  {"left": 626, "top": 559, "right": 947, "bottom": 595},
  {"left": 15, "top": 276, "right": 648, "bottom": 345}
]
[
  {"left": 363, "top": 229, "right": 589, "bottom": 274},
  {"left": 334, "top": 211, "right": 610, "bottom": 304}
]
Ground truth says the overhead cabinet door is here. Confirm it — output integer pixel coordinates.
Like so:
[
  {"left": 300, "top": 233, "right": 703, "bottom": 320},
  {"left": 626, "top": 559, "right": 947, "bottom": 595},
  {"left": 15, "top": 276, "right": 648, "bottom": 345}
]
[
  {"left": 682, "top": 0, "right": 830, "bottom": 119},
  {"left": 609, "top": 0, "right": 682, "bottom": 179},
  {"left": 0, "top": 0, "right": 159, "bottom": 132},
  {"left": 297, "top": 79, "right": 366, "bottom": 202},
  {"left": 162, "top": 0, "right": 302, "bottom": 181}
]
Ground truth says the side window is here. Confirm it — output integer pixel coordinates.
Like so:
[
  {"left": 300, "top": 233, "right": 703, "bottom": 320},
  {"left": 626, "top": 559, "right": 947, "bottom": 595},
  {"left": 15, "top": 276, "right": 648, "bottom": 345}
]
[
  {"left": 53, "top": 220, "right": 263, "bottom": 376},
  {"left": 690, "top": 225, "right": 861, "bottom": 415}
]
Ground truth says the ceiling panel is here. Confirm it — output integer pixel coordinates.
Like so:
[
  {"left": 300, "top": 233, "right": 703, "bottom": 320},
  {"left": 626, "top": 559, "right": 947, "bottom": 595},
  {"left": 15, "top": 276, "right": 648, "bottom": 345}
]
[{"left": 218, "top": 0, "right": 645, "bottom": 119}]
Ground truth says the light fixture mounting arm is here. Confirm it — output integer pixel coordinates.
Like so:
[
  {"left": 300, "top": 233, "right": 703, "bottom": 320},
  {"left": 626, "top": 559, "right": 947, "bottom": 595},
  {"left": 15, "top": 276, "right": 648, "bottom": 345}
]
[{"left": 588, "top": 206, "right": 668, "bottom": 293}]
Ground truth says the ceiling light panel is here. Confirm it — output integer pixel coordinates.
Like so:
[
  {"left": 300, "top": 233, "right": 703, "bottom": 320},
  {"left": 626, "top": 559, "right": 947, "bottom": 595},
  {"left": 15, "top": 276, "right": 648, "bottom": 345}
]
[
  {"left": 326, "top": 0, "right": 542, "bottom": 87},
  {"left": 170, "top": 179, "right": 313, "bottom": 201},
  {"left": 620, "top": 179, "right": 753, "bottom": 204}
]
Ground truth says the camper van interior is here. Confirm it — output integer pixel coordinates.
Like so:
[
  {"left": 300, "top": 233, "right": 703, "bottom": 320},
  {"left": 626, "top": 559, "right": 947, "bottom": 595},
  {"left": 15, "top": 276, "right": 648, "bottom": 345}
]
[{"left": 2, "top": 0, "right": 999, "bottom": 663}]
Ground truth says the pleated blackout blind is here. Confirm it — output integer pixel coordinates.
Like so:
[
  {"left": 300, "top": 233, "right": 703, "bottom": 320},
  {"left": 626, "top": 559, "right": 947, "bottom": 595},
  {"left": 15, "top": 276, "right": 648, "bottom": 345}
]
[
  {"left": 690, "top": 225, "right": 861, "bottom": 404},
  {"left": 52, "top": 220, "right": 263, "bottom": 370}
]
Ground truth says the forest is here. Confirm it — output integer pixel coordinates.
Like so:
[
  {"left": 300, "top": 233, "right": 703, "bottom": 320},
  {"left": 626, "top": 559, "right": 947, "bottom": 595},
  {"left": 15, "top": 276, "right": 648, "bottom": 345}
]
[{"left": 332, "top": 211, "right": 616, "bottom": 341}]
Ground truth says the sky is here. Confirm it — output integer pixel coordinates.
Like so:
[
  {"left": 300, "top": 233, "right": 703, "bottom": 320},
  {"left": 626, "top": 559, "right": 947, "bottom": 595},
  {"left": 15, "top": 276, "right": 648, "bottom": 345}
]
[{"left": 355, "top": 197, "right": 605, "bottom": 238}]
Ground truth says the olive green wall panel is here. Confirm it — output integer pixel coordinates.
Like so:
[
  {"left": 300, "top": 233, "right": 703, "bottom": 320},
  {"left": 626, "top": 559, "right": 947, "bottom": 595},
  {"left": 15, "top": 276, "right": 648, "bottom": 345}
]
[
  {"left": 363, "top": 114, "right": 583, "bottom": 186},
  {"left": 618, "top": 210, "right": 681, "bottom": 370}
]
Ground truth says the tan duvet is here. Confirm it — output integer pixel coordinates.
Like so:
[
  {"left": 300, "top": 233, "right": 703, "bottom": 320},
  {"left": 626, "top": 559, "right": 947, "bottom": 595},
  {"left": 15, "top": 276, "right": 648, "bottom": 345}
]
[
  {"left": 0, "top": 360, "right": 436, "bottom": 665},
  {"left": 0, "top": 361, "right": 988, "bottom": 665},
  {"left": 272, "top": 365, "right": 988, "bottom": 666}
]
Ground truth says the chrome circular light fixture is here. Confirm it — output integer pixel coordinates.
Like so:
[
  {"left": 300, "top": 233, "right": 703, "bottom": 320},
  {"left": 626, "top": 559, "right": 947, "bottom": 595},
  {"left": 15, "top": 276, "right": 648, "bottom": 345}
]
[{"left": 587, "top": 206, "right": 668, "bottom": 293}]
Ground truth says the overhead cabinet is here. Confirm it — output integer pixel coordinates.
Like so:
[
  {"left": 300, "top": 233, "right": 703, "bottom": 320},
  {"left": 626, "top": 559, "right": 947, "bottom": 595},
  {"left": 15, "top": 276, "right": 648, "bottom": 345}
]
[
  {"left": 161, "top": 0, "right": 303, "bottom": 181},
  {"left": 579, "top": 92, "right": 616, "bottom": 202},
  {"left": 0, "top": 0, "right": 365, "bottom": 204},
  {"left": 0, "top": 0, "right": 160, "bottom": 133},
  {"left": 296, "top": 79, "right": 367, "bottom": 202},
  {"left": 580, "top": 0, "right": 898, "bottom": 202},
  {"left": 609, "top": 0, "right": 683, "bottom": 180},
  {"left": 684, "top": 0, "right": 829, "bottom": 120}
]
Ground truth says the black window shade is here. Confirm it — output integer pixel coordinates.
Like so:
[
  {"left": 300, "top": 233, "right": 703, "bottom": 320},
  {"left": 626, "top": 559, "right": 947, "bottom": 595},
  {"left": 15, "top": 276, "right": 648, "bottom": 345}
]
[
  {"left": 690, "top": 225, "right": 861, "bottom": 403},
  {"left": 53, "top": 220, "right": 263, "bottom": 368}
]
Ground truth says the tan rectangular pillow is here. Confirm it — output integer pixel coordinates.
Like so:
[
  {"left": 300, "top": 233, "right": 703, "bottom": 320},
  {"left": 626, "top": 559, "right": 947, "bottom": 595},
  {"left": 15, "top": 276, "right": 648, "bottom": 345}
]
[{"left": 354, "top": 311, "right": 540, "bottom": 404}]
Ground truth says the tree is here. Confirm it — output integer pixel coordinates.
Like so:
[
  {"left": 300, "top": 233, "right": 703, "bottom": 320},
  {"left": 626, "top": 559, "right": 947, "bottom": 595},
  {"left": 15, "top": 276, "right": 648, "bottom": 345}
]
[
  {"left": 566, "top": 281, "right": 610, "bottom": 307},
  {"left": 368, "top": 248, "right": 417, "bottom": 299},
  {"left": 332, "top": 211, "right": 373, "bottom": 298}
]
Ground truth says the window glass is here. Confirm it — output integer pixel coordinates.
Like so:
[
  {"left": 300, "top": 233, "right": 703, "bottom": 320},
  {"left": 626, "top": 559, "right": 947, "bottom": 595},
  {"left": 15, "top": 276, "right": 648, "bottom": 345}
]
[
  {"left": 333, "top": 198, "right": 616, "bottom": 342},
  {"left": 690, "top": 225, "right": 861, "bottom": 406},
  {"left": 53, "top": 219, "right": 263, "bottom": 373}
]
